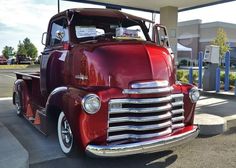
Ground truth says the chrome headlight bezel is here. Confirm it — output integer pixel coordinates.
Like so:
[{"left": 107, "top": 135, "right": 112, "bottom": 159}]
[
  {"left": 189, "top": 87, "right": 200, "bottom": 103},
  {"left": 82, "top": 94, "right": 101, "bottom": 114}
]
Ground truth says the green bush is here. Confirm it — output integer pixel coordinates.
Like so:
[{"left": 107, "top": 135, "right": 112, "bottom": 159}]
[
  {"left": 220, "top": 72, "right": 236, "bottom": 86},
  {"left": 177, "top": 70, "right": 189, "bottom": 83},
  {"left": 229, "top": 73, "right": 236, "bottom": 85},
  {"left": 177, "top": 69, "right": 236, "bottom": 86}
]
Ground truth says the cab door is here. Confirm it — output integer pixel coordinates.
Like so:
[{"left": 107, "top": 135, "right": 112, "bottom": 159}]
[{"left": 40, "top": 17, "right": 69, "bottom": 96}]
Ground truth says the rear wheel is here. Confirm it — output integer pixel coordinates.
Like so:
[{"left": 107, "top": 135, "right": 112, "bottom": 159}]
[
  {"left": 14, "top": 92, "right": 23, "bottom": 117},
  {"left": 57, "top": 111, "right": 75, "bottom": 156}
]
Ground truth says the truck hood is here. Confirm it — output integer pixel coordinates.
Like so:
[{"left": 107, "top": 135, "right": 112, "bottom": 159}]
[{"left": 77, "top": 42, "right": 175, "bottom": 89}]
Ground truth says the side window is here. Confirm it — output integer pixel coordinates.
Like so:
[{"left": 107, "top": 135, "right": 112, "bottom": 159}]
[{"left": 49, "top": 18, "right": 69, "bottom": 46}]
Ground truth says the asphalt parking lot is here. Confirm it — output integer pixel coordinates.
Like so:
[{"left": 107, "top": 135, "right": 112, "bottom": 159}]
[{"left": 1, "top": 69, "right": 236, "bottom": 168}]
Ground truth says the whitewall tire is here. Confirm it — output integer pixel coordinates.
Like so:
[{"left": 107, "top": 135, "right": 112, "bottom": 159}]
[{"left": 57, "top": 111, "right": 75, "bottom": 155}]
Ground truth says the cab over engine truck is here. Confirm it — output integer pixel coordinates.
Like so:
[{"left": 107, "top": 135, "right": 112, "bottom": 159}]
[{"left": 13, "top": 8, "right": 200, "bottom": 157}]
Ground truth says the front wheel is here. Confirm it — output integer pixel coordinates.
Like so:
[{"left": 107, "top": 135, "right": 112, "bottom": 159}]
[{"left": 57, "top": 111, "right": 75, "bottom": 156}]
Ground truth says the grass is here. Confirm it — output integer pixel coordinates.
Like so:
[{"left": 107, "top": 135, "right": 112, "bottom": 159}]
[{"left": 0, "top": 64, "right": 40, "bottom": 69}]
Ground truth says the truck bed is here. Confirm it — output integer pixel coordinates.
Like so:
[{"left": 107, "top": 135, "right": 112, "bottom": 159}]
[
  {"left": 15, "top": 71, "right": 46, "bottom": 107},
  {"left": 15, "top": 71, "right": 40, "bottom": 80}
]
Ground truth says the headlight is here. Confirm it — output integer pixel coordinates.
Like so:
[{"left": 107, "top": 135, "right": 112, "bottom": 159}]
[
  {"left": 82, "top": 94, "right": 101, "bottom": 114},
  {"left": 189, "top": 87, "right": 200, "bottom": 103}
]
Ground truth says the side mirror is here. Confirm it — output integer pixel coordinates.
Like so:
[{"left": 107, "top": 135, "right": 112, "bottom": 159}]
[
  {"left": 41, "top": 32, "right": 47, "bottom": 46},
  {"left": 152, "top": 24, "right": 169, "bottom": 48},
  {"left": 56, "top": 30, "right": 65, "bottom": 41},
  {"left": 161, "top": 36, "right": 169, "bottom": 46}
]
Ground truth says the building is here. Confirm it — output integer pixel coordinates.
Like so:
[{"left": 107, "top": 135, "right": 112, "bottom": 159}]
[{"left": 177, "top": 20, "right": 236, "bottom": 65}]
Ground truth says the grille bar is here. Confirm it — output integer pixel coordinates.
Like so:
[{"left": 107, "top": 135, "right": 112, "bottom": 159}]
[
  {"left": 172, "top": 101, "right": 183, "bottom": 107},
  {"left": 109, "top": 112, "right": 172, "bottom": 124},
  {"left": 171, "top": 116, "right": 185, "bottom": 123},
  {"left": 109, "top": 121, "right": 172, "bottom": 133},
  {"left": 108, "top": 127, "right": 172, "bottom": 142},
  {"left": 131, "top": 80, "right": 169, "bottom": 89},
  {"left": 171, "top": 94, "right": 184, "bottom": 99},
  {"left": 172, "top": 109, "right": 184, "bottom": 115},
  {"left": 122, "top": 87, "right": 172, "bottom": 94},
  {"left": 172, "top": 123, "right": 185, "bottom": 129},
  {"left": 109, "top": 96, "right": 172, "bottom": 105},
  {"left": 109, "top": 104, "right": 172, "bottom": 114}
]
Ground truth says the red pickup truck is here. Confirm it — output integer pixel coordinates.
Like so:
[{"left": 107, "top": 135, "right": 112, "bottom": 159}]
[{"left": 13, "top": 8, "right": 199, "bottom": 157}]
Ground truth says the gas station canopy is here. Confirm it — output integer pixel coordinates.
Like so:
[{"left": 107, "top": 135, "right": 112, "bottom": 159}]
[{"left": 66, "top": 0, "right": 234, "bottom": 12}]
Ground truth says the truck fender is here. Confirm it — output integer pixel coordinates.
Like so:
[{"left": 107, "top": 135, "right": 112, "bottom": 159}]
[
  {"left": 45, "top": 86, "right": 87, "bottom": 138},
  {"left": 45, "top": 86, "right": 68, "bottom": 112}
]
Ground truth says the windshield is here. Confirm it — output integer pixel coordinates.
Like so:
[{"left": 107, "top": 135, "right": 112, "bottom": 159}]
[{"left": 71, "top": 15, "right": 151, "bottom": 42}]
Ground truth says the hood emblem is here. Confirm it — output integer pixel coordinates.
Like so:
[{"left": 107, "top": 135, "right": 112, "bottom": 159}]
[{"left": 75, "top": 73, "right": 88, "bottom": 80}]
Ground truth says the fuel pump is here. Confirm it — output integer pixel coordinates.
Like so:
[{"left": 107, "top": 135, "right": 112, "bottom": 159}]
[{"left": 202, "top": 45, "right": 220, "bottom": 91}]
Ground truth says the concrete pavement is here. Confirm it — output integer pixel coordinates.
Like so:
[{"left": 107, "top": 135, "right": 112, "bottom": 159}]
[
  {"left": 0, "top": 98, "right": 64, "bottom": 168},
  {"left": 0, "top": 121, "right": 29, "bottom": 168}
]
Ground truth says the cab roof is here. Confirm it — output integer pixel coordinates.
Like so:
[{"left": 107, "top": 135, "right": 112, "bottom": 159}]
[{"left": 51, "top": 8, "right": 153, "bottom": 23}]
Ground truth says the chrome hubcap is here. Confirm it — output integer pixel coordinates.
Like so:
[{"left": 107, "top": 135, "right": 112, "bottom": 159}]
[{"left": 61, "top": 117, "right": 73, "bottom": 148}]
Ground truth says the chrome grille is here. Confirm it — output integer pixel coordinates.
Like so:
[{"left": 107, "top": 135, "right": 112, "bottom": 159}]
[{"left": 107, "top": 81, "right": 185, "bottom": 142}]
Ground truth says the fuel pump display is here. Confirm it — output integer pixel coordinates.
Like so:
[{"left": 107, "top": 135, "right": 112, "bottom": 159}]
[{"left": 203, "top": 45, "right": 220, "bottom": 91}]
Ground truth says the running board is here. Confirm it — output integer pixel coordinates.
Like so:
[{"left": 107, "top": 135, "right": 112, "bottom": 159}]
[{"left": 24, "top": 103, "right": 48, "bottom": 135}]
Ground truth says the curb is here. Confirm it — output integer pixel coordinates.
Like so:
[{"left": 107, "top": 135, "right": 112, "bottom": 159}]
[
  {"left": 224, "top": 115, "right": 236, "bottom": 130},
  {"left": 0, "top": 122, "right": 29, "bottom": 168},
  {"left": 194, "top": 113, "right": 227, "bottom": 135}
]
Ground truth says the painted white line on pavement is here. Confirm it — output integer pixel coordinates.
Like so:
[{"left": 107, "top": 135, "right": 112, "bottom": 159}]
[
  {"left": 0, "top": 74, "right": 15, "bottom": 79},
  {"left": 0, "top": 97, "right": 12, "bottom": 101}
]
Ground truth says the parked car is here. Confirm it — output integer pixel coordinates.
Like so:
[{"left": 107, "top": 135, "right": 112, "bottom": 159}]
[
  {"left": 16, "top": 55, "right": 32, "bottom": 64},
  {"left": 0, "top": 55, "right": 7, "bottom": 64},
  {"left": 7, "top": 57, "right": 16, "bottom": 65}
]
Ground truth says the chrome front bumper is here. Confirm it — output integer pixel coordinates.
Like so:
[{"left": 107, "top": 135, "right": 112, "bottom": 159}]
[{"left": 85, "top": 126, "right": 199, "bottom": 157}]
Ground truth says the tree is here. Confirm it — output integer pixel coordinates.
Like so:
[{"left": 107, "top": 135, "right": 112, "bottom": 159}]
[
  {"left": 17, "top": 38, "right": 38, "bottom": 59},
  {"left": 17, "top": 41, "right": 27, "bottom": 56},
  {"left": 212, "top": 28, "right": 230, "bottom": 58},
  {"left": 2, "top": 46, "right": 14, "bottom": 59}
]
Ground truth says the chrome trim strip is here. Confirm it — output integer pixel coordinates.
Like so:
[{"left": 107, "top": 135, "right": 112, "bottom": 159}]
[
  {"left": 109, "top": 96, "right": 172, "bottom": 105},
  {"left": 108, "top": 127, "right": 172, "bottom": 142},
  {"left": 131, "top": 80, "right": 169, "bottom": 89},
  {"left": 108, "top": 121, "right": 172, "bottom": 133},
  {"left": 171, "top": 116, "right": 185, "bottom": 123},
  {"left": 172, "top": 123, "right": 185, "bottom": 129},
  {"left": 109, "top": 112, "right": 172, "bottom": 124},
  {"left": 109, "top": 103, "right": 172, "bottom": 114},
  {"left": 172, "top": 109, "right": 184, "bottom": 115},
  {"left": 122, "top": 87, "right": 172, "bottom": 94},
  {"left": 86, "top": 126, "right": 199, "bottom": 157}
]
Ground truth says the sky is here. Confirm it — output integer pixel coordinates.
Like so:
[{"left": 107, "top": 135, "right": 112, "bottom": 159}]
[{"left": 1, "top": 0, "right": 236, "bottom": 54}]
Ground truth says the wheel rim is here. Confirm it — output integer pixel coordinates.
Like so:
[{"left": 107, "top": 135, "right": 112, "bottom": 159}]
[
  {"left": 58, "top": 112, "right": 73, "bottom": 154},
  {"left": 61, "top": 117, "right": 73, "bottom": 148},
  {"left": 15, "top": 93, "right": 21, "bottom": 115}
]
